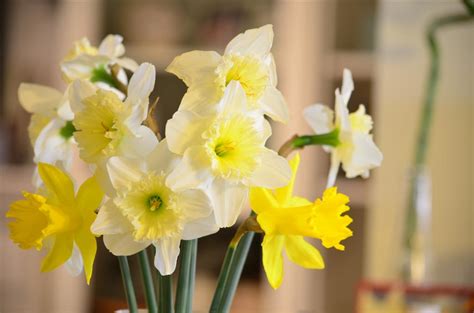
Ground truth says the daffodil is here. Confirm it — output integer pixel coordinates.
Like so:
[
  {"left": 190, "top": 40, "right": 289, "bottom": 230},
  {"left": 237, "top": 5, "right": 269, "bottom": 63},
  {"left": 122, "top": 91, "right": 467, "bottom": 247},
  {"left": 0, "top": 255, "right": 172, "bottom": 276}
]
[
  {"left": 6, "top": 163, "right": 104, "bottom": 283},
  {"left": 70, "top": 62, "right": 158, "bottom": 165},
  {"left": 166, "top": 24, "right": 288, "bottom": 123},
  {"left": 91, "top": 140, "right": 218, "bottom": 275},
  {"left": 61, "top": 34, "right": 138, "bottom": 85},
  {"left": 18, "top": 83, "right": 76, "bottom": 187},
  {"left": 165, "top": 81, "right": 291, "bottom": 227},
  {"left": 304, "top": 68, "right": 383, "bottom": 187},
  {"left": 249, "top": 153, "right": 353, "bottom": 289}
]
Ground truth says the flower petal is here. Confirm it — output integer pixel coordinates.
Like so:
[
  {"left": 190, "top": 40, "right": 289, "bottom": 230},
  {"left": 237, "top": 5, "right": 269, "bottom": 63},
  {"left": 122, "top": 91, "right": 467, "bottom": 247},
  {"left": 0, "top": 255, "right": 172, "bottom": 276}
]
[
  {"left": 260, "top": 86, "right": 289, "bottom": 123},
  {"left": 91, "top": 200, "right": 133, "bottom": 235},
  {"left": 303, "top": 104, "right": 334, "bottom": 134},
  {"left": 69, "top": 79, "right": 97, "bottom": 113},
  {"left": 119, "top": 125, "right": 159, "bottom": 159},
  {"left": 181, "top": 214, "right": 219, "bottom": 240},
  {"left": 326, "top": 152, "right": 341, "bottom": 188},
  {"left": 18, "top": 83, "right": 63, "bottom": 115},
  {"left": 75, "top": 224, "right": 97, "bottom": 284},
  {"left": 274, "top": 153, "right": 300, "bottom": 204},
  {"left": 146, "top": 139, "right": 181, "bottom": 176},
  {"left": 177, "top": 188, "right": 213, "bottom": 220},
  {"left": 249, "top": 187, "right": 278, "bottom": 214},
  {"left": 153, "top": 237, "right": 180, "bottom": 275},
  {"left": 342, "top": 133, "right": 383, "bottom": 179},
  {"left": 116, "top": 57, "right": 139, "bottom": 72},
  {"left": 209, "top": 178, "right": 248, "bottom": 228},
  {"left": 61, "top": 54, "right": 109, "bottom": 82},
  {"left": 179, "top": 85, "right": 222, "bottom": 115},
  {"left": 166, "top": 145, "right": 213, "bottom": 191},
  {"left": 76, "top": 176, "right": 104, "bottom": 213},
  {"left": 216, "top": 80, "right": 247, "bottom": 115},
  {"left": 165, "top": 110, "right": 208, "bottom": 155},
  {"left": 98, "top": 34, "right": 125, "bottom": 58},
  {"left": 104, "top": 233, "right": 150, "bottom": 256},
  {"left": 166, "top": 50, "right": 221, "bottom": 87},
  {"left": 247, "top": 149, "right": 291, "bottom": 189},
  {"left": 262, "top": 234, "right": 285, "bottom": 289},
  {"left": 107, "top": 156, "right": 143, "bottom": 191},
  {"left": 341, "top": 68, "right": 354, "bottom": 105},
  {"left": 126, "top": 62, "right": 156, "bottom": 122},
  {"left": 41, "top": 233, "right": 74, "bottom": 272},
  {"left": 38, "top": 162, "right": 75, "bottom": 206},
  {"left": 225, "top": 24, "right": 274, "bottom": 58},
  {"left": 284, "top": 235, "right": 324, "bottom": 269},
  {"left": 65, "top": 244, "right": 83, "bottom": 277}
]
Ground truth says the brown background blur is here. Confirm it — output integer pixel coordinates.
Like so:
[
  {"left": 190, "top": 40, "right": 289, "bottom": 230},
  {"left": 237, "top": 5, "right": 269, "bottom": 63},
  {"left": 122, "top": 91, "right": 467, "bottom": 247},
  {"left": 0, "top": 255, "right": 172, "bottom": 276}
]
[{"left": 0, "top": 0, "right": 472, "bottom": 312}]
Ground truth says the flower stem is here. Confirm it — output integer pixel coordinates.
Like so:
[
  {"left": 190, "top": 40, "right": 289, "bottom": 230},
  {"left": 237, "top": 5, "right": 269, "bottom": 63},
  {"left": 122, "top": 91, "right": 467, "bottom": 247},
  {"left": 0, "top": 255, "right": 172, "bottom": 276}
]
[
  {"left": 175, "top": 240, "right": 197, "bottom": 313},
  {"left": 158, "top": 272, "right": 174, "bottom": 313},
  {"left": 278, "top": 128, "right": 340, "bottom": 157},
  {"left": 118, "top": 256, "right": 138, "bottom": 313},
  {"left": 138, "top": 250, "right": 158, "bottom": 313},
  {"left": 209, "top": 232, "right": 255, "bottom": 313}
]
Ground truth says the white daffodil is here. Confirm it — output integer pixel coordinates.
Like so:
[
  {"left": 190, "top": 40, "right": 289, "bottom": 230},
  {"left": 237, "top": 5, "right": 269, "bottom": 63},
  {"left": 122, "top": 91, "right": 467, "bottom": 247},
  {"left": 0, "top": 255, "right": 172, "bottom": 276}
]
[
  {"left": 91, "top": 140, "right": 218, "bottom": 275},
  {"left": 18, "top": 83, "right": 76, "bottom": 187},
  {"left": 166, "top": 24, "right": 288, "bottom": 123},
  {"left": 61, "top": 34, "right": 138, "bottom": 87},
  {"left": 70, "top": 62, "right": 158, "bottom": 165},
  {"left": 165, "top": 81, "right": 291, "bottom": 227},
  {"left": 303, "top": 68, "right": 383, "bottom": 187}
]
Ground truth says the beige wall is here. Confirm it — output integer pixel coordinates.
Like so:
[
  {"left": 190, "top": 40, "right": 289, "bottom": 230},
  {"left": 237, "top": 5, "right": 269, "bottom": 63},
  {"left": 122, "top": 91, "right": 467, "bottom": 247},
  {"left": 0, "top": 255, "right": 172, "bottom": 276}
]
[{"left": 367, "top": 0, "right": 474, "bottom": 284}]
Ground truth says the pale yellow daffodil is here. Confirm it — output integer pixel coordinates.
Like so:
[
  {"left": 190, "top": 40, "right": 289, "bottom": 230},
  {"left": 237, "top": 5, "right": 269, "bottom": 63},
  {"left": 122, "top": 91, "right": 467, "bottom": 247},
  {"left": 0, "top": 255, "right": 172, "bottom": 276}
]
[
  {"left": 304, "top": 68, "right": 383, "bottom": 187},
  {"left": 166, "top": 25, "right": 288, "bottom": 123},
  {"left": 6, "top": 163, "right": 104, "bottom": 283},
  {"left": 250, "top": 153, "right": 353, "bottom": 289}
]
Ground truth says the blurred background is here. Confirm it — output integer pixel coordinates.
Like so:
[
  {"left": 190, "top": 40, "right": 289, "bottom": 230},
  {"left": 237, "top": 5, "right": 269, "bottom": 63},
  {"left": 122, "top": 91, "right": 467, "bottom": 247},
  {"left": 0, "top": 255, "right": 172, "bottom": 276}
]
[{"left": 0, "top": 0, "right": 472, "bottom": 312}]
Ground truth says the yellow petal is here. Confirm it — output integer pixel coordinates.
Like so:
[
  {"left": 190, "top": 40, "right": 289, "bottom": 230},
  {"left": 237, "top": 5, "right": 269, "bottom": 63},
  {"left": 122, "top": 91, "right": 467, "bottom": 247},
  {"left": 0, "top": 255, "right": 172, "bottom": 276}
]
[
  {"left": 75, "top": 176, "right": 104, "bottom": 213},
  {"left": 274, "top": 153, "right": 300, "bottom": 205},
  {"left": 284, "top": 235, "right": 324, "bottom": 269},
  {"left": 262, "top": 234, "right": 285, "bottom": 289},
  {"left": 75, "top": 226, "right": 97, "bottom": 284},
  {"left": 249, "top": 187, "right": 278, "bottom": 214},
  {"left": 38, "top": 163, "right": 75, "bottom": 206},
  {"left": 41, "top": 233, "right": 74, "bottom": 272}
]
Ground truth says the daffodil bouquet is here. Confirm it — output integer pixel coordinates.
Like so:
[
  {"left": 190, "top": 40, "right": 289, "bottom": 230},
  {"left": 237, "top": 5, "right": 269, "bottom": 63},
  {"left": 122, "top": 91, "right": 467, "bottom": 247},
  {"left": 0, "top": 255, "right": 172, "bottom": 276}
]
[{"left": 7, "top": 25, "right": 382, "bottom": 313}]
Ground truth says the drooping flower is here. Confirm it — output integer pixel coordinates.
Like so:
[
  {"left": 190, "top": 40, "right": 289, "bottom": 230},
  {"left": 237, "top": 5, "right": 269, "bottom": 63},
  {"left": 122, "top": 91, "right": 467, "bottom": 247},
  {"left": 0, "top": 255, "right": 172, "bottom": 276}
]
[
  {"left": 6, "top": 163, "right": 104, "bottom": 283},
  {"left": 91, "top": 140, "right": 218, "bottom": 275},
  {"left": 61, "top": 35, "right": 138, "bottom": 85},
  {"left": 18, "top": 83, "right": 76, "bottom": 187},
  {"left": 249, "top": 153, "right": 353, "bottom": 289},
  {"left": 165, "top": 81, "right": 291, "bottom": 227},
  {"left": 70, "top": 62, "right": 158, "bottom": 165},
  {"left": 303, "top": 68, "right": 383, "bottom": 187},
  {"left": 166, "top": 25, "right": 288, "bottom": 123}
]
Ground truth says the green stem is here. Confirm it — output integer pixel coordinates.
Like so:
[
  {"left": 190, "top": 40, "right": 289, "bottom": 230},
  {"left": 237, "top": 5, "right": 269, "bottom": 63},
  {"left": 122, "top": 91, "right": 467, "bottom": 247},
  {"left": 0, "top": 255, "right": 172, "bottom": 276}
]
[
  {"left": 404, "top": 11, "right": 474, "bottom": 279},
  {"left": 158, "top": 272, "right": 174, "bottom": 313},
  {"left": 175, "top": 240, "right": 197, "bottom": 313},
  {"left": 138, "top": 250, "right": 158, "bottom": 313},
  {"left": 118, "top": 256, "right": 138, "bottom": 313},
  {"left": 209, "top": 247, "right": 236, "bottom": 311},
  {"left": 186, "top": 240, "right": 197, "bottom": 313},
  {"left": 278, "top": 129, "right": 340, "bottom": 157}
]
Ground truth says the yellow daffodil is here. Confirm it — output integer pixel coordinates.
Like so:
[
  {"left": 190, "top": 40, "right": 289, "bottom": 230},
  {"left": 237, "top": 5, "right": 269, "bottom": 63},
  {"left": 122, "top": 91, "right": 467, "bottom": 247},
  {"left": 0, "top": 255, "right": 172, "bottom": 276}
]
[
  {"left": 166, "top": 81, "right": 291, "bottom": 227},
  {"left": 6, "top": 163, "right": 104, "bottom": 283},
  {"left": 61, "top": 35, "right": 138, "bottom": 84},
  {"left": 70, "top": 63, "right": 158, "bottom": 164},
  {"left": 249, "top": 153, "right": 353, "bottom": 289},
  {"left": 304, "top": 68, "right": 383, "bottom": 187},
  {"left": 91, "top": 140, "right": 218, "bottom": 275},
  {"left": 18, "top": 83, "right": 76, "bottom": 187},
  {"left": 166, "top": 25, "right": 288, "bottom": 123}
]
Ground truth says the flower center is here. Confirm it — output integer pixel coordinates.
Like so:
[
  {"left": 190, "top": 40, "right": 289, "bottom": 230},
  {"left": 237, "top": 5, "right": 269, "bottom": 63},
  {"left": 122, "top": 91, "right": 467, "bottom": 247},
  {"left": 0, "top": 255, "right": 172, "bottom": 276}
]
[
  {"left": 214, "top": 139, "right": 236, "bottom": 157},
  {"left": 147, "top": 195, "right": 163, "bottom": 212}
]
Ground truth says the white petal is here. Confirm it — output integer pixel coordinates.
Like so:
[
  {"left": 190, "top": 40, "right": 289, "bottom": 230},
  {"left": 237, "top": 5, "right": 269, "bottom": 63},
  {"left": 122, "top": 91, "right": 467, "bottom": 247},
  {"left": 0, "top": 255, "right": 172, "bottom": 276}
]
[
  {"left": 69, "top": 79, "right": 97, "bottom": 113},
  {"left": 326, "top": 151, "right": 341, "bottom": 188},
  {"left": 209, "top": 178, "right": 248, "bottom": 228},
  {"left": 91, "top": 199, "right": 133, "bottom": 235},
  {"left": 216, "top": 81, "right": 247, "bottom": 116},
  {"left": 166, "top": 146, "right": 213, "bottom": 191},
  {"left": 18, "top": 83, "right": 63, "bottom": 114},
  {"left": 182, "top": 214, "right": 219, "bottom": 240},
  {"left": 179, "top": 85, "right": 222, "bottom": 115},
  {"left": 61, "top": 54, "right": 109, "bottom": 81},
  {"left": 107, "top": 156, "right": 143, "bottom": 191},
  {"left": 303, "top": 104, "right": 334, "bottom": 134},
  {"left": 178, "top": 189, "right": 213, "bottom": 220},
  {"left": 225, "top": 24, "right": 274, "bottom": 57},
  {"left": 116, "top": 57, "right": 139, "bottom": 72},
  {"left": 126, "top": 63, "right": 156, "bottom": 123},
  {"left": 166, "top": 50, "right": 221, "bottom": 87},
  {"left": 119, "top": 126, "right": 159, "bottom": 159},
  {"left": 146, "top": 139, "right": 181, "bottom": 175},
  {"left": 93, "top": 163, "right": 116, "bottom": 198},
  {"left": 265, "top": 54, "right": 278, "bottom": 86},
  {"left": 335, "top": 90, "right": 351, "bottom": 131},
  {"left": 342, "top": 133, "right": 383, "bottom": 178},
  {"left": 104, "top": 233, "right": 151, "bottom": 256},
  {"left": 98, "top": 34, "right": 125, "bottom": 58},
  {"left": 153, "top": 237, "right": 180, "bottom": 275},
  {"left": 247, "top": 149, "right": 291, "bottom": 188},
  {"left": 65, "top": 244, "right": 83, "bottom": 277},
  {"left": 260, "top": 86, "right": 289, "bottom": 123},
  {"left": 341, "top": 68, "right": 354, "bottom": 105},
  {"left": 165, "top": 110, "right": 208, "bottom": 155}
]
